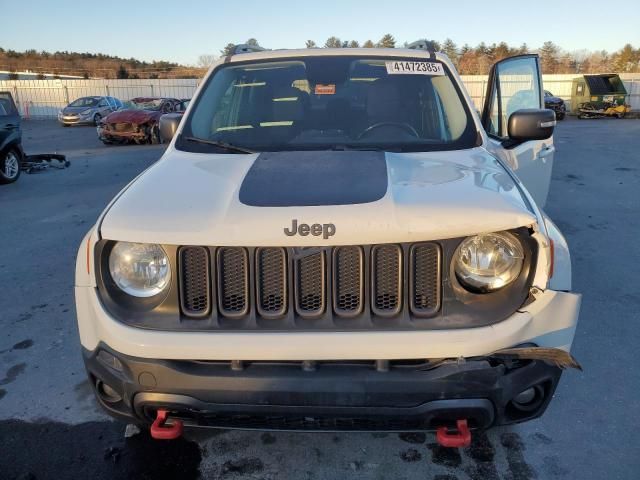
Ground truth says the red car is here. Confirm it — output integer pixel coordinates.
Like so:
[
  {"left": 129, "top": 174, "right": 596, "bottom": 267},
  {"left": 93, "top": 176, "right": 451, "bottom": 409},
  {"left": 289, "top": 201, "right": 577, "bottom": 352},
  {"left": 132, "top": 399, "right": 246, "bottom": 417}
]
[{"left": 97, "top": 97, "right": 182, "bottom": 145}]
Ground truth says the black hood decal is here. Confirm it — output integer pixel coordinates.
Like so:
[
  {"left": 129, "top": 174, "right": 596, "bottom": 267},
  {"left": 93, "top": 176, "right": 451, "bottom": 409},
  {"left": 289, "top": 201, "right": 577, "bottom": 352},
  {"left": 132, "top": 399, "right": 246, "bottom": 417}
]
[{"left": 239, "top": 151, "right": 388, "bottom": 207}]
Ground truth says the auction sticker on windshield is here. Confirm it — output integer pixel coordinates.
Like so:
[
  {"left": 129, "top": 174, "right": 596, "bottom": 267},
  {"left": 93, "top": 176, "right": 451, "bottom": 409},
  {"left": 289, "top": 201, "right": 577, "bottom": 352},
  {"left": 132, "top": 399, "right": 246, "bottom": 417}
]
[{"left": 385, "top": 61, "right": 445, "bottom": 76}]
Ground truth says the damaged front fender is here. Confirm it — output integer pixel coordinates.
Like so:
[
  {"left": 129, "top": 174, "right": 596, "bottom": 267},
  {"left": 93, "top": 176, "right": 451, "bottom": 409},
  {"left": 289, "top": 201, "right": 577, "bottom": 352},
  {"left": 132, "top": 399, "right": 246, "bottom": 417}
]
[{"left": 490, "top": 346, "right": 582, "bottom": 370}]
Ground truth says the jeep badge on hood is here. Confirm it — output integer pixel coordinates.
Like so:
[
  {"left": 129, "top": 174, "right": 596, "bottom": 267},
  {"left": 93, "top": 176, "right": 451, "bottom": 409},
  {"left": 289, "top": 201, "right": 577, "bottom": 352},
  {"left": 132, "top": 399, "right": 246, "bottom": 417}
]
[{"left": 284, "top": 219, "right": 336, "bottom": 239}]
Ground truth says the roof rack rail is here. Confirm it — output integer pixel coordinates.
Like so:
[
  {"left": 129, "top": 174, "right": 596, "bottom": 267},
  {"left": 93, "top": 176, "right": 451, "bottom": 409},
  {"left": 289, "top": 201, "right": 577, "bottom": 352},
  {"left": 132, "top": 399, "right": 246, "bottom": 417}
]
[
  {"left": 232, "top": 44, "right": 267, "bottom": 55},
  {"left": 406, "top": 40, "right": 437, "bottom": 54}
]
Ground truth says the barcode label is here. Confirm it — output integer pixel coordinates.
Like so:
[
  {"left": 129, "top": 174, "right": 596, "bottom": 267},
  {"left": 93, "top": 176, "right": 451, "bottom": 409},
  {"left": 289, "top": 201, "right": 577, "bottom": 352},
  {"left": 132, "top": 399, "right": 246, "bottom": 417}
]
[{"left": 385, "top": 61, "right": 445, "bottom": 76}]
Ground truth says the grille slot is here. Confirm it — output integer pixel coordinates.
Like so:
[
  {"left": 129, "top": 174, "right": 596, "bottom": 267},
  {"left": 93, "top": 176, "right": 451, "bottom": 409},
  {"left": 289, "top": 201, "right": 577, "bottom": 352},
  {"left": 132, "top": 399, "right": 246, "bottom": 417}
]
[
  {"left": 333, "top": 246, "right": 364, "bottom": 317},
  {"left": 179, "top": 246, "right": 210, "bottom": 317},
  {"left": 256, "top": 247, "right": 287, "bottom": 318},
  {"left": 371, "top": 245, "right": 402, "bottom": 316},
  {"left": 294, "top": 251, "right": 326, "bottom": 317},
  {"left": 217, "top": 247, "right": 249, "bottom": 317},
  {"left": 409, "top": 243, "right": 441, "bottom": 316}
]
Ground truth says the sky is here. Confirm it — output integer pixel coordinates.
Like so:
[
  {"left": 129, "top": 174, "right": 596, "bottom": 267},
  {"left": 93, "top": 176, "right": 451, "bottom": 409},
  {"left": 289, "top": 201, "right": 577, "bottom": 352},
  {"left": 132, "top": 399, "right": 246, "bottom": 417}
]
[{"left": 1, "top": 0, "right": 639, "bottom": 65}]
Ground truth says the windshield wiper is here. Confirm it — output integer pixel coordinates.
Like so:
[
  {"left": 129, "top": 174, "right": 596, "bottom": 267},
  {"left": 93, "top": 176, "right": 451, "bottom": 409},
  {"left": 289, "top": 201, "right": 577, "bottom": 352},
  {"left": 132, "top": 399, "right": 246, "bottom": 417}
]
[{"left": 181, "top": 135, "right": 256, "bottom": 154}]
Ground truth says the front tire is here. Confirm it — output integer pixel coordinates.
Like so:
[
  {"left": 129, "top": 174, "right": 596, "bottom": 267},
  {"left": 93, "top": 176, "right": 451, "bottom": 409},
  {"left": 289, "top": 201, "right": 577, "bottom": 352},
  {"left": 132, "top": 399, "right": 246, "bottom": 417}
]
[
  {"left": 150, "top": 125, "right": 162, "bottom": 144},
  {"left": 556, "top": 112, "right": 565, "bottom": 120},
  {"left": 0, "top": 149, "right": 21, "bottom": 184},
  {"left": 93, "top": 113, "right": 102, "bottom": 126}
]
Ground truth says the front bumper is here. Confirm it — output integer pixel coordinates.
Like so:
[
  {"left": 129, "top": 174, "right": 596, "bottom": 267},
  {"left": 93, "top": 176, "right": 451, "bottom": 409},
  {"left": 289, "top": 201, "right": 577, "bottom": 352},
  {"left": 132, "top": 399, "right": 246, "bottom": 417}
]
[
  {"left": 84, "top": 344, "right": 563, "bottom": 431},
  {"left": 58, "top": 115, "right": 92, "bottom": 125},
  {"left": 546, "top": 103, "right": 566, "bottom": 115},
  {"left": 75, "top": 284, "right": 581, "bottom": 360},
  {"left": 97, "top": 125, "right": 147, "bottom": 140}
]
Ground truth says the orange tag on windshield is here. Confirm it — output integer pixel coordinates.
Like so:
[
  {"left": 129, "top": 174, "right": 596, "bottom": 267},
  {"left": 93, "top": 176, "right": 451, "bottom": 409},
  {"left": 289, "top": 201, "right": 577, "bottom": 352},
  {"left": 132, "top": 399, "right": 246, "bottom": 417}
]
[{"left": 315, "top": 84, "right": 336, "bottom": 95}]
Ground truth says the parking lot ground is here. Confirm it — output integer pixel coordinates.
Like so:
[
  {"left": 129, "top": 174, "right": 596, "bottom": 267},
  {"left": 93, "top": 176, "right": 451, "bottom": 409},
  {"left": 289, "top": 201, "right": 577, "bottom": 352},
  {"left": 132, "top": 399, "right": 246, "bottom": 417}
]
[{"left": 1, "top": 119, "right": 639, "bottom": 479}]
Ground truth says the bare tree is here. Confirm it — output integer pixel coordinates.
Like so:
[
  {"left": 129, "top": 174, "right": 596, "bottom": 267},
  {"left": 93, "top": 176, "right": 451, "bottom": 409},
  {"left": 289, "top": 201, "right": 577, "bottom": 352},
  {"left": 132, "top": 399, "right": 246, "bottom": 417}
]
[
  {"left": 305, "top": 40, "right": 317, "bottom": 48},
  {"left": 198, "top": 54, "right": 217, "bottom": 68}
]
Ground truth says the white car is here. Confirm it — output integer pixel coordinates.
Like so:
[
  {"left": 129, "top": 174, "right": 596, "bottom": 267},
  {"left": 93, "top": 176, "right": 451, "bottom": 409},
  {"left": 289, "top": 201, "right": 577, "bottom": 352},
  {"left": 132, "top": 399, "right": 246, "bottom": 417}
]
[{"left": 75, "top": 44, "right": 581, "bottom": 445}]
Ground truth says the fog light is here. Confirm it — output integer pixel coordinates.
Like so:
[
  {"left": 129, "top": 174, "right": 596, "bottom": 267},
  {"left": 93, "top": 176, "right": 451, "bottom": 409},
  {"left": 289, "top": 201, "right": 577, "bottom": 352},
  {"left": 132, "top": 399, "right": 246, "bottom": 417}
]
[
  {"left": 511, "top": 385, "right": 545, "bottom": 413},
  {"left": 514, "top": 387, "right": 536, "bottom": 405},
  {"left": 96, "top": 380, "right": 122, "bottom": 403}
]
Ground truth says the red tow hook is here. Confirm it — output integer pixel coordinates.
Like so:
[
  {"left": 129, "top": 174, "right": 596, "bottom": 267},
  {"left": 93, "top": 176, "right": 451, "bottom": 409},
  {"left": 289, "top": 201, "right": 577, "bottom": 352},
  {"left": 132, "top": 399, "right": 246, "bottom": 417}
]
[
  {"left": 436, "top": 419, "right": 471, "bottom": 448},
  {"left": 150, "top": 409, "right": 184, "bottom": 440}
]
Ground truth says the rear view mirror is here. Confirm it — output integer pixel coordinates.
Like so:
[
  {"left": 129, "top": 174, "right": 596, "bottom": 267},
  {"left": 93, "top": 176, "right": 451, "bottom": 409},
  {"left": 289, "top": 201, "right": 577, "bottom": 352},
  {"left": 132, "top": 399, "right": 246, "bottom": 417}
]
[
  {"left": 507, "top": 109, "right": 555, "bottom": 141},
  {"left": 159, "top": 113, "right": 182, "bottom": 142}
]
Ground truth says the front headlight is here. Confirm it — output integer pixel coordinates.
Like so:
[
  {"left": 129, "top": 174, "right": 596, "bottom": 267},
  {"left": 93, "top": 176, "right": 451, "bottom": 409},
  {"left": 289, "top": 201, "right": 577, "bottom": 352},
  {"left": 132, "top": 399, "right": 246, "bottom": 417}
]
[
  {"left": 80, "top": 109, "right": 93, "bottom": 116},
  {"left": 108, "top": 242, "right": 170, "bottom": 297},
  {"left": 454, "top": 231, "right": 524, "bottom": 293}
]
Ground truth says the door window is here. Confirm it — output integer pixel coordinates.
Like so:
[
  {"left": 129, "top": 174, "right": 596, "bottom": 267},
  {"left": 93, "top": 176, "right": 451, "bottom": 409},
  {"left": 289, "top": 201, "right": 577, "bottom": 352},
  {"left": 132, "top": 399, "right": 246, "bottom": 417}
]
[
  {"left": 0, "top": 93, "right": 18, "bottom": 116},
  {"left": 483, "top": 56, "right": 542, "bottom": 139}
]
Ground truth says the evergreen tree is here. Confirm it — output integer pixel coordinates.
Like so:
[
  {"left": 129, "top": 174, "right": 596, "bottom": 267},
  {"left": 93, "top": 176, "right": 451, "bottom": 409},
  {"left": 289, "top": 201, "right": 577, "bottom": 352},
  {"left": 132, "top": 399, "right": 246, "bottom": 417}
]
[
  {"left": 324, "top": 36, "right": 342, "bottom": 48},
  {"left": 220, "top": 43, "right": 236, "bottom": 56},
  {"left": 116, "top": 64, "right": 129, "bottom": 79},
  {"left": 539, "top": 41, "right": 560, "bottom": 73},
  {"left": 348, "top": 40, "right": 360, "bottom": 48},
  {"left": 363, "top": 40, "right": 375, "bottom": 48},
  {"left": 376, "top": 34, "right": 396, "bottom": 48},
  {"left": 613, "top": 43, "right": 637, "bottom": 72},
  {"left": 442, "top": 38, "right": 458, "bottom": 64}
]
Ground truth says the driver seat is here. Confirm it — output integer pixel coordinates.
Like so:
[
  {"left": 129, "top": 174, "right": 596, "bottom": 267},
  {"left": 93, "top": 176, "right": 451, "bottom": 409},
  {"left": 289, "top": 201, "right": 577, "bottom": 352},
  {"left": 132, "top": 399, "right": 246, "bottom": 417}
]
[{"left": 366, "top": 78, "right": 411, "bottom": 126}]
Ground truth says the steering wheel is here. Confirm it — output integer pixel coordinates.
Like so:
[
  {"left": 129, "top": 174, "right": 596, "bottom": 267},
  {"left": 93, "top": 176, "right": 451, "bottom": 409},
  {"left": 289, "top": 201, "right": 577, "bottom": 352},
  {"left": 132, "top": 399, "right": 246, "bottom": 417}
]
[{"left": 357, "top": 122, "right": 420, "bottom": 140}]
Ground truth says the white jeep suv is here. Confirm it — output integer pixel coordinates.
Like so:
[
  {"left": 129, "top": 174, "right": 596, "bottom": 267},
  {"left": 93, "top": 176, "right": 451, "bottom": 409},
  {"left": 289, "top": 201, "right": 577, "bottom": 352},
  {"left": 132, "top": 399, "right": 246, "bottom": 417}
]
[{"left": 75, "top": 44, "right": 580, "bottom": 444}]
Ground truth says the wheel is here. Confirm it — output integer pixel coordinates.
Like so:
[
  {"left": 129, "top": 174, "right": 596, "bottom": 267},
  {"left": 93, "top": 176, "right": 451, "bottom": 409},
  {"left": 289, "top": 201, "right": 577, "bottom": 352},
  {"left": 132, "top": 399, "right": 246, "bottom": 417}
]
[
  {"left": 556, "top": 112, "right": 565, "bottom": 121},
  {"left": 0, "top": 149, "right": 21, "bottom": 184},
  {"left": 93, "top": 113, "right": 102, "bottom": 126},
  {"left": 149, "top": 125, "right": 162, "bottom": 144},
  {"left": 63, "top": 124, "right": 70, "bottom": 128}
]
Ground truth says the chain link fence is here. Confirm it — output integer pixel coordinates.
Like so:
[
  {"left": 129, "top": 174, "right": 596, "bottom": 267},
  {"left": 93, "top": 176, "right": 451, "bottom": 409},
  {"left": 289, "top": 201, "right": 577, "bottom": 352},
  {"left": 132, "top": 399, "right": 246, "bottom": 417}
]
[{"left": 1, "top": 75, "right": 638, "bottom": 119}]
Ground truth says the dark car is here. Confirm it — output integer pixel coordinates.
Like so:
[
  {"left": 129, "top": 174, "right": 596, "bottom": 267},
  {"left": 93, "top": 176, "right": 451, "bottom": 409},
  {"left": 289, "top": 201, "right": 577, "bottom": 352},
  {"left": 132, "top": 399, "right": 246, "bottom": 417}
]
[
  {"left": 0, "top": 92, "right": 23, "bottom": 184},
  {"left": 544, "top": 90, "right": 566, "bottom": 120},
  {"left": 58, "top": 96, "right": 123, "bottom": 127},
  {"left": 97, "top": 97, "right": 182, "bottom": 145}
]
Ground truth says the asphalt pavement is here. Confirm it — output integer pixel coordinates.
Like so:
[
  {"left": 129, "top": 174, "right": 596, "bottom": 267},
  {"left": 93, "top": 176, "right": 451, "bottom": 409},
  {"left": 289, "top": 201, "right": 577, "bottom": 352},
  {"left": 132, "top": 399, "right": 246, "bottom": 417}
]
[{"left": 0, "top": 118, "right": 639, "bottom": 479}]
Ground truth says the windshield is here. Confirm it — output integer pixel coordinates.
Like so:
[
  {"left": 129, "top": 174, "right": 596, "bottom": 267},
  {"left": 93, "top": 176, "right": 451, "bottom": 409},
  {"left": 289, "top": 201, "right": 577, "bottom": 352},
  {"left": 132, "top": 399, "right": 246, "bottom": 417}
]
[
  {"left": 179, "top": 56, "right": 477, "bottom": 152},
  {"left": 125, "top": 98, "right": 164, "bottom": 111},
  {"left": 69, "top": 97, "right": 99, "bottom": 107}
]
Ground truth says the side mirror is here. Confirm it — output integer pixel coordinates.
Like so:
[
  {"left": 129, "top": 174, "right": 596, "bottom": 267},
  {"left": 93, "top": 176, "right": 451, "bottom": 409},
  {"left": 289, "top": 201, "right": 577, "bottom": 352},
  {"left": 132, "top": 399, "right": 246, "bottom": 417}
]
[
  {"left": 507, "top": 109, "right": 555, "bottom": 141},
  {"left": 159, "top": 113, "right": 182, "bottom": 142}
]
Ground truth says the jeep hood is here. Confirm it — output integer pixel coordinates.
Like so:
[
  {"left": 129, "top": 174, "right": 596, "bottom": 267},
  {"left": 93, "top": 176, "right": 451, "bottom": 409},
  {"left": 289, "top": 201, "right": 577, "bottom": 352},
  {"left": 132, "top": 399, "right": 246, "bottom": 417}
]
[
  {"left": 104, "top": 109, "right": 160, "bottom": 124},
  {"left": 100, "top": 147, "right": 538, "bottom": 246}
]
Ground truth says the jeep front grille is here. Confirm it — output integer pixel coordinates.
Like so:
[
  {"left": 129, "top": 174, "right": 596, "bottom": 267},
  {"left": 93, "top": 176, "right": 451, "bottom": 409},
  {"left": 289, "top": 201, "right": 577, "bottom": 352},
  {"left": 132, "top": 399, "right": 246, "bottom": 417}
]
[{"left": 178, "top": 243, "right": 441, "bottom": 328}]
